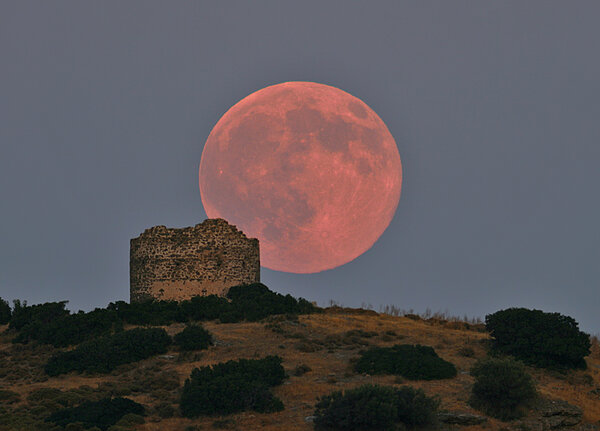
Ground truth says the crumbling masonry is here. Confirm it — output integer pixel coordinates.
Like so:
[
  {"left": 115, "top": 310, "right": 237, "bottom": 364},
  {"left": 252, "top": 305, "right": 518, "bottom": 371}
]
[{"left": 130, "top": 218, "right": 260, "bottom": 302}]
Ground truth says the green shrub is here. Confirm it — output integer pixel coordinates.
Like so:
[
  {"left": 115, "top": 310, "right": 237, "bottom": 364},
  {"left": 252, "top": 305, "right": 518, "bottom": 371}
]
[
  {"left": 486, "top": 308, "right": 591, "bottom": 369},
  {"left": 314, "top": 384, "right": 439, "bottom": 430},
  {"left": 354, "top": 344, "right": 457, "bottom": 380},
  {"left": 107, "top": 300, "right": 187, "bottom": 326},
  {"left": 224, "top": 283, "right": 318, "bottom": 322},
  {"left": 45, "top": 328, "right": 171, "bottom": 376},
  {"left": 9, "top": 300, "right": 70, "bottom": 330},
  {"left": 0, "top": 298, "right": 11, "bottom": 324},
  {"left": 178, "top": 295, "right": 232, "bottom": 321},
  {"left": 180, "top": 356, "right": 286, "bottom": 417},
  {"left": 469, "top": 357, "right": 536, "bottom": 420},
  {"left": 108, "top": 283, "right": 316, "bottom": 325},
  {"left": 46, "top": 397, "right": 144, "bottom": 430},
  {"left": 8, "top": 284, "right": 318, "bottom": 351},
  {"left": 174, "top": 325, "right": 214, "bottom": 351},
  {"left": 13, "top": 309, "right": 122, "bottom": 347}
]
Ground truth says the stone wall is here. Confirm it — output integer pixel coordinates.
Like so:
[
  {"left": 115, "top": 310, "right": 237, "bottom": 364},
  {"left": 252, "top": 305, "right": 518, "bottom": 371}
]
[{"left": 130, "top": 218, "right": 260, "bottom": 302}]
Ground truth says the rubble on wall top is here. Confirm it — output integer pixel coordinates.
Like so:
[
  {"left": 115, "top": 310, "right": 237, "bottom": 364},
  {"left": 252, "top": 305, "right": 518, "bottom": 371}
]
[{"left": 135, "top": 218, "right": 257, "bottom": 241}]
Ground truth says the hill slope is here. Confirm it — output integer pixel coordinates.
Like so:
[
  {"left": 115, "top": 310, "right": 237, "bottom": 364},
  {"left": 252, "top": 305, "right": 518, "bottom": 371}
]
[{"left": 0, "top": 307, "right": 598, "bottom": 431}]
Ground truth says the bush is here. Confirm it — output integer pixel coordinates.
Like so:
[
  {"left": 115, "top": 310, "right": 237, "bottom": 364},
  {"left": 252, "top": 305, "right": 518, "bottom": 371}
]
[
  {"left": 7, "top": 284, "right": 318, "bottom": 349},
  {"left": 314, "top": 384, "right": 439, "bottom": 430},
  {"left": 13, "top": 309, "right": 122, "bottom": 347},
  {"left": 180, "top": 356, "right": 286, "bottom": 417},
  {"left": 354, "top": 344, "right": 457, "bottom": 380},
  {"left": 0, "top": 298, "right": 11, "bottom": 324},
  {"left": 45, "top": 328, "right": 172, "bottom": 376},
  {"left": 178, "top": 295, "right": 232, "bottom": 321},
  {"left": 108, "top": 283, "right": 317, "bottom": 325},
  {"left": 174, "top": 325, "right": 214, "bottom": 351},
  {"left": 107, "top": 300, "right": 187, "bottom": 326},
  {"left": 9, "top": 300, "right": 70, "bottom": 330},
  {"left": 46, "top": 397, "right": 144, "bottom": 430},
  {"left": 224, "top": 283, "right": 318, "bottom": 322},
  {"left": 485, "top": 308, "right": 591, "bottom": 369},
  {"left": 469, "top": 357, "right": 536, "bottom": 420}
]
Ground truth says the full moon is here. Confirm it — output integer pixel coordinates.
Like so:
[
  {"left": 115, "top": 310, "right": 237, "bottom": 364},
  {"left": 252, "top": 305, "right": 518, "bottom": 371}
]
[{"left": 199, "top": 82, "right": 402, "bottom": 273}]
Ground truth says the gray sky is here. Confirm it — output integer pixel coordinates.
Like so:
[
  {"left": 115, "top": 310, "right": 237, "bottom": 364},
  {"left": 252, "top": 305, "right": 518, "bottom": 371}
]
[{"left": 1, "top": 1, "right": 599, "bottom": 333}]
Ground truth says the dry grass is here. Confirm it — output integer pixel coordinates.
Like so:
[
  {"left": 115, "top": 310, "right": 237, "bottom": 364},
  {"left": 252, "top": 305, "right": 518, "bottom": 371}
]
[
  {"left": 0, "top": 312, "right": 598, "bottom": 430},
  {"left": 377, "top": 304, "right": 484, "bottom": 325},
  {"left": 591, "top": 334, "right": 600, "bottom": 359}
]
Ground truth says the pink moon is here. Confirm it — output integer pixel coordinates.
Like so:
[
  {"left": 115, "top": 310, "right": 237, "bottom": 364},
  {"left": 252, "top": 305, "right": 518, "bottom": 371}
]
[{"left": 199, "top": 81, "right": 402, "bottom": 273}]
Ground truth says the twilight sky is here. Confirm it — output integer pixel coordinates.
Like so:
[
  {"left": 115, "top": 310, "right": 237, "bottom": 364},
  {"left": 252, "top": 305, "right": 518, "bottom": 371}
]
[{"left": 1, "top": 1, "right": 599, "bottom": 332}]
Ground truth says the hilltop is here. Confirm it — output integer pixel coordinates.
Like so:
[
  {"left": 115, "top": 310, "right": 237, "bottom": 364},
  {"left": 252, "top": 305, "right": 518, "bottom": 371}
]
[{"left": 0, "top": 287, "right": 598, "bottom": 431}]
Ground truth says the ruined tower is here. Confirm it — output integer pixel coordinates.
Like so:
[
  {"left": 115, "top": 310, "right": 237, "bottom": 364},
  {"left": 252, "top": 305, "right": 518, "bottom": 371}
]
[{"left": 129, "top": 218, "right": 260, "bottom": 302}]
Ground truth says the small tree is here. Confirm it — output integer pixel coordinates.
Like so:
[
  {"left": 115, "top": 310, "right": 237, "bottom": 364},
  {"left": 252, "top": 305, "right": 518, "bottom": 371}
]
[
  {"left": 174, "top": 324, "right": 213, "bottom": 351},
  {"left": 354, "top": 344, "right": 457, "bottom": 380},
  {"left": 485, "top": 308, "right": 591, "bottom": 369},
  {"left": 180, "top": 356, "right": 286, "bottom": 417},
  {"left": 46, "top": 397, "right": 144, "bottom": 430},
  {"left": 9, "top": 300, "right": 70, "bottom": 330},
  {"left": 314, "top": 384, "right": 439, "bottom": 430},
  {"left": 45, "top": 328, "right": 172, "bottom": 376},
  {"left": 0, "top": 298, "right": 11, "bottom": 324},
  {"left": 469, "top": 357, "right": 536, "bottom": 420}
]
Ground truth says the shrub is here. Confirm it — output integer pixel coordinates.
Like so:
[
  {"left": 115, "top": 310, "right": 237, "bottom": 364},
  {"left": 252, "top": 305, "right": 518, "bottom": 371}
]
[
  {"left": 107, "top": 300, "right": 186, "bottom": 326},
  {"left": 313, "top": 384, "right": 439, "bottom": 430},
  {"left": 9, "top": 300, "right": 70, "bottom": 330},
  {"left": 485, "top": 308, "right": 591, "bottom": 369},
  {"left": 0, "top": 298, "right": 11, "bottom": 324},
  {"left": 46, "top": 397, "right": 144, "bottom": 430},
  {"left": 180, "top": 356, "right": 286, "bottom": 417},
  {"left": 469, "top": 357, "right": 536, "bottom": 420},
  {"left": 45, "top": 328, "right": 171, "bottom": 376},
  {"left": 8, "top": 284, "right": 318, "bottom": 347},
  {"left": 107, "top": 284, "right": 316, "bottom": 325},
  {"left": 178, "top": 295, "right": 232, "bottom": 321},
  {"left": 225, "top": 283, "right": 317, "bottom": 322},
  {"left": 174, "top": 325, "right": 214, "bottom": 351},
  {"left": 13, "top": 309, "right": 122, "bottom": 347},
  {"left": 354, "top": 344, "right": 457, "bottom": 380}
]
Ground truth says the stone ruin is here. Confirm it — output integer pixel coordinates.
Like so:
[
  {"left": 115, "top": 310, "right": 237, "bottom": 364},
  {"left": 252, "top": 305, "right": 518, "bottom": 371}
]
[{"left": 129, "top": 218, "right": 260, "bottom": 302}]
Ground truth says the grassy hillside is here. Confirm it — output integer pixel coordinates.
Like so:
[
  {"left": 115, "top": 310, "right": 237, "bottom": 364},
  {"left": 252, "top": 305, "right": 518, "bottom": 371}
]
[{"left": 0, "top": 292, "right": 598, "bottom": 431}]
